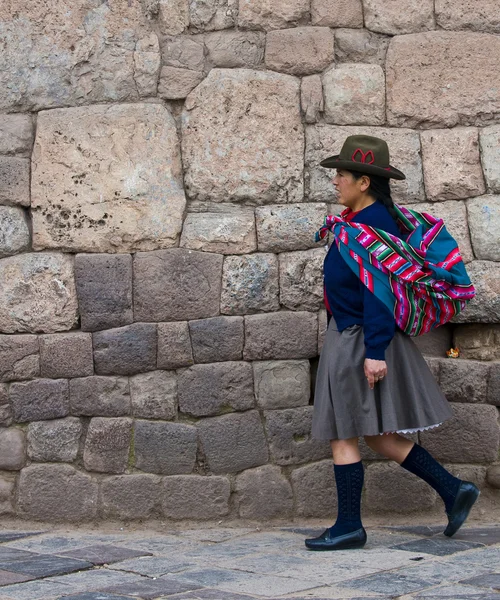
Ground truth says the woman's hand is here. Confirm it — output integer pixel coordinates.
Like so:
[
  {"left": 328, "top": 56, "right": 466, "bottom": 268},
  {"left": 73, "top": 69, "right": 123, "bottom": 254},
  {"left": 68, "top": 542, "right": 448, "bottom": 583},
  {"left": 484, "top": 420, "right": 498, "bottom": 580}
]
[{"left": 364, "top": 358, "right": 387, "bottom": 390}]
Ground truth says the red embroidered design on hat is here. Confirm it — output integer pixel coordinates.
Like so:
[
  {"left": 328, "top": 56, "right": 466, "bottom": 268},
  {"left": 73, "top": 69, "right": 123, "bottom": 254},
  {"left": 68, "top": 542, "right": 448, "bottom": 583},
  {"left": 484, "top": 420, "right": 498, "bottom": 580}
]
[{"left": 352, "top": 148, "right": 375, "bottom": 164}]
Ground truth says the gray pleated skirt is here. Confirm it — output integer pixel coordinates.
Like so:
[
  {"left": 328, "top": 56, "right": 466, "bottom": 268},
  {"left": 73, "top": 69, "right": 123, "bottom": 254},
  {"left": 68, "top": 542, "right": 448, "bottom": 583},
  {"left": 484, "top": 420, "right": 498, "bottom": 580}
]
[{"left": 311, "top": 319, "right": 453, "bottom": 441}]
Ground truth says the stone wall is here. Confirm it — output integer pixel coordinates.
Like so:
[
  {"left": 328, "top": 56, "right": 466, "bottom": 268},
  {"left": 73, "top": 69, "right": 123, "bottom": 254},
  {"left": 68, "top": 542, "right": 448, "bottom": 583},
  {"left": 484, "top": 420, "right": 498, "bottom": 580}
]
[{"left": 0, "top": 0, "right": 499, "bottom": 523}]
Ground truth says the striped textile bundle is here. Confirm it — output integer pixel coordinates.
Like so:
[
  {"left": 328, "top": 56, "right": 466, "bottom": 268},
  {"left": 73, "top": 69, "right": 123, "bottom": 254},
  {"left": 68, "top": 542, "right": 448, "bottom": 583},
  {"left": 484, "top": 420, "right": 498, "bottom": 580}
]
[{"left": 315, "top": 204, "right": 476, "bottom": 336}]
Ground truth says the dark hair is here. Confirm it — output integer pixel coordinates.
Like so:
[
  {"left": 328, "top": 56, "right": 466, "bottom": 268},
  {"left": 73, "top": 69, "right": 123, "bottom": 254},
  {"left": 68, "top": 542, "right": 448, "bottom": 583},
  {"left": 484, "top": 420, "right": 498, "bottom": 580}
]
[{"left": 348, "top": 170, "right": 399, "bottom": 224}]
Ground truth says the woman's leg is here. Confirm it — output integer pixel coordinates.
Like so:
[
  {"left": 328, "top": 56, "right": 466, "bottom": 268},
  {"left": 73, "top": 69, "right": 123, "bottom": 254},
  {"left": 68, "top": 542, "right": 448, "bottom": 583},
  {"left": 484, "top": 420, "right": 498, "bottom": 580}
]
[{"left": 364, "top": 432, "right": 414, "bottom": 463}]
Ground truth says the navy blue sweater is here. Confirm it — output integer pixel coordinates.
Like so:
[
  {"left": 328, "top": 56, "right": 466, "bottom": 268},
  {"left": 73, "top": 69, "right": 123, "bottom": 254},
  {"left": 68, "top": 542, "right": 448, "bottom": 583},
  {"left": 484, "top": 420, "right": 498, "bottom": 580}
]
[{"left": 324, "top": 200, "right": 405, "bottom": 361}]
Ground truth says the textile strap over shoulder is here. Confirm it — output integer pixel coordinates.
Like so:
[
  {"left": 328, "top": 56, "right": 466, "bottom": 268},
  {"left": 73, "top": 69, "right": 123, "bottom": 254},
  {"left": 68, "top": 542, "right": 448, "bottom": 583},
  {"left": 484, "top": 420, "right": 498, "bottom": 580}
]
[{"left": 316, "top": 204, "right": 476, "bottom": 336}]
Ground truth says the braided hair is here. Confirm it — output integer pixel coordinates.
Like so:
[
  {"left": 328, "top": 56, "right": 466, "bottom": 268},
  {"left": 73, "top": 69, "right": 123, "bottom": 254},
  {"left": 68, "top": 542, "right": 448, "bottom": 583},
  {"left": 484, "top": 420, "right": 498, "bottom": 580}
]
[{"left": 348, "top": 170, "right": 399, "bottom": 225}]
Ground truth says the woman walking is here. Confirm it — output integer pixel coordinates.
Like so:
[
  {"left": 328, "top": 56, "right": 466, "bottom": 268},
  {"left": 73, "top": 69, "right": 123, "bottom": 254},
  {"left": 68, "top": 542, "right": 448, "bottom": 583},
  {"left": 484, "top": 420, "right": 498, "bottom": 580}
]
[{"left": 306, "top": 135, "right": 479, "bottom": 551}]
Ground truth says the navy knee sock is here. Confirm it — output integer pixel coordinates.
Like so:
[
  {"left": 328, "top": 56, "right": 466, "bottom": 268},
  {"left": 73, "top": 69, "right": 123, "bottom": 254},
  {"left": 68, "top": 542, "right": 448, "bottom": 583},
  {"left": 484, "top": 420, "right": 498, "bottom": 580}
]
[
  {"left": 330, "top": 461, "right": 364, "bottom": 536},
  {"left": 401, "top": 443, "right": 461, "bottom": 513}
]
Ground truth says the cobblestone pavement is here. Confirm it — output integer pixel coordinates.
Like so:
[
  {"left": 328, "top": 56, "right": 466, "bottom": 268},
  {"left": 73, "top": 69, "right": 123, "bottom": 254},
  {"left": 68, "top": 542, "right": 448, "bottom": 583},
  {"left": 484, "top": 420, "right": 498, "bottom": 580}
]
[{"left": 0, "top": 524, "right": 498, "bottom": 600}]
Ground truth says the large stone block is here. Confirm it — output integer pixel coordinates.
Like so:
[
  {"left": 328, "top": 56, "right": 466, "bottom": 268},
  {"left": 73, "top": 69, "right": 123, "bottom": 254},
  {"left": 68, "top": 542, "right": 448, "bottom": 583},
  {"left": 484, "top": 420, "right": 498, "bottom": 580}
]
[
  {"left": 130, "top": 371, "right": 177, "bottom": 420},
  {"left": 27, "top": 417, "right": 82, "bottom": 462},
  {"left": 412, "top": 326, "right": 452, "bottom": 358},
  {"left": 244, "top": 312, "right": 318, "bottom": 360},
  {"left": 134, "top": 33, "right": 162, "bottom": 97},
  {"left": 163, "top": 35, "right": 205, "bottom": 71},
  {"left": 189, "top": 0, "right": 237, "bottom": 31},
  {"left": 134, "top": 420, "right": 198, "bottom": 475},
  {"left": 0, "top": 384, "right": 11, "bottom": 427},
  {"left": 18, "top": 464, "right": 98, "bottom": 522},
  {"left": 75, "top": 254, "right": 133, "bottom": 332},
  {"left": 159, "top": 0, "right": 190, "bottom": 34},
  {"left": 363, "top": 0, "right": 435, "bottom": 34},
  {"left": 158, "top": 66, "right": 205, "bottom": 99},
  {"left": 311, "top": 0, "right": 363, "bottom": 27},
  {"left": 318, "top": 309, "right": 328, "bottom": 353},
  {"left": 70, "top": 376, "right": 130, "bottom": 417},
  {"left": 279, "top": 249, "right": 324, "bottom": 312},
  {"left": 0, "top": 206, "right": 30, "bottom": 258},
  {"left": 291, "top": 460, "right": 337, "bottom": 517},
  {"left": 420, "top": 403, "right": 500, "bottom": 463},
  {"left": 435, "top": 0, "right": 500, "bottom": 34},
  {"left": 480, "top": 125, "right": 500, "bottom": 193},
  {"left": 205, "top": 31, "right": 265, "bottom": 68},
  {"left": 189, "top": 317, "right": 244, "bottom": 363},
  {"left": 0, "top": 157, "right": 30, "bottom": 206},
  {"left": 182, "top": 69, "right": 304, "bottom": 204},
  {"left": 238, "top": 0, "right": 309, "bottom": 30},
  {"left": 0, "top": 334, "right": 39, "bottom": 382},
  {"left": 40, "top": 332, "right": 93, "bottom": 379},
  {"left": 235, "top": 465, "right": 293, "bottom": 519},
  {"left": 198, "top": 411, "right": 269, "bottom": 474},
  {"left": 221, "top": 254, "right": 279, "bottom": 315},
  {"left": 101, "top": 474, "right": 161, "bottom": 520},
  {"left": 10, "top": 379, "right": 69, "bottom": 423},
  {"left": 162, "top": 475, "right": 230, "bottom": 519},
  {"left": 32, "top": 104, "right": 186, "bottom": 252},
  {"left": 453, "top": 324, "right": 500, "bottom": 361},
  {"left": 334, "top": 28, "right": 390, "bottom": 66},
  {"left": 0, "top": 475, "right": 14, "bottom": 516},
  {"left": 439, "top": 359, "right": 490, "bottom": 404},
  {"left": 301, "top": 75, "right": 324, "bottom": 124},
  {"left": 157, "top": 322, "right": 194, "bottom": 369},
  {"left": 93, "top": 323, "right": 157, "bottom": 376},
  {"left": 453, "top": 261, "right": 500, "bottom": 323},
  {"left": 180, "top": 212, "right": 257, "bottom": 254},
  {"left": 253, "top": 360, "right": 310, "bottom": 410},
  {"left": 487, "top": 363, "right": 500, "bottom": 407},
  {"left": 83, "top": 417, "right": 132, "bottom": 474},
  {"left": 386, "top": 32, "right": 500, "bottom": 128},
  {"left": 0, "top": 114, "right": 34, "bottom": 156},
  {"left": 134, "top": 249, "right": 223, "bottom": 322},
  {"left": 467, "top": 196, "right": 500, "bottom": 261},
  {"left": 0, "top": 428, "right": 26, "bottom": 470},
  {"left": 0, "top": 253, "right": 78, "bottom": 334}
]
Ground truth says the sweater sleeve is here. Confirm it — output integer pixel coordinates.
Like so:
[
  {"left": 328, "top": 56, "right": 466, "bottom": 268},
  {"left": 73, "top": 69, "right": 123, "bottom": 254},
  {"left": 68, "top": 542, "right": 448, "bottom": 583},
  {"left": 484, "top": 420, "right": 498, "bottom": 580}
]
[{"left": 362, "top": 282, "right": 396, "bottom": 361}]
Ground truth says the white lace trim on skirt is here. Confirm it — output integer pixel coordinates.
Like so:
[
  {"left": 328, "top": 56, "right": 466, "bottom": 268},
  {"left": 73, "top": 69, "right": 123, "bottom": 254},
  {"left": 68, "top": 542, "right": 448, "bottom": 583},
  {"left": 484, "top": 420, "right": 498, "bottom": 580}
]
[{"left": 380, "top": 422, "right": 443, "bottom": 435}]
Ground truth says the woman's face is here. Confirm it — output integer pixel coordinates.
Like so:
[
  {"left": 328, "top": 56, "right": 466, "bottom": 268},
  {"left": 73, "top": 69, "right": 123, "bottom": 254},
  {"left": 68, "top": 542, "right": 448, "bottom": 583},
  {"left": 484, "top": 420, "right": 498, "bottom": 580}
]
[{"left": 332, "top": 170, "right": 365, "bottom": 207}]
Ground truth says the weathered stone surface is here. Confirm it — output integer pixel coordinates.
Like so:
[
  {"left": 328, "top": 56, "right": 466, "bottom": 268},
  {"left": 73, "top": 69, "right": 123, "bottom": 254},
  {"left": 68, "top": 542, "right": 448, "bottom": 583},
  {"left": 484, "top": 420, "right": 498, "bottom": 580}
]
[
  {"left": 420, "top": 403, "right": 500, "bottom": 463},
  {"left": 159, "top": 0, "right": 190, "bottom": 34},
  {"left": 279, "top": 249, "right": 324, "bottom": 312},
  {"left": 40, "top": 332, "right": 93, "bottom": 379},
  {"left": 335, "top": 28, "right": 390, "bottom": 66},
  {"left": 487, "top": 465, "right": 500, "bottom": 489},
  {"left": 244, "top": 312, "right": 318, "bottom": 360},
  {"left": 453, "top": 261, "right": 500, "bottom": 323},
  {"left": 467, "top": 196, "right": 500, "bottom": 261},
  {"left": 364, "top": 0, "right": 434, "bottom": 34},
  {"left": 0, "top": 253, "right": 78, "bottom": 334},
  {"left": 454, "top": 324, "right": 500, "bottom": 361},
  {"left": 0, "top": 334, "right": 39, "bottom": 382},
  {"left": 311, "top": 0, "right": 363, "bottom": 27},
  {"left": 439, "top": 359, "right": 490, "bottom": 404},
  {"left": 318, "top": 309, "right": 328, "bottom": 353},
  {"left": 189, "top": 317, "right": 244, "bottom": 363},
  {"left": 0, "top": 114, "right": 33, "bottom": 156},
  {"left": 323, "top": 64, "right": 385, "bottom": 126},
  {"left": 365, "top": 462, "right": 437, "bottom": 513},
  {"left": 18, "top": 464, "right": 98, "bottom": 522},
  {"left": 134, "top": 33, "right": 161, "bottom": 97},
  {"left": 264, "top": 407, "right": 330, "bottom": 465},
  {"left": 134, "top": 249, "right": 223, "bottom": 321},
  {"left": 157, "top": 322, "right": 194, "bottom": 369},
  {"left": 412, "top": 326, "right": 452, "bottom": 358},
  {"left": 163, "top": 35, "right": 205, "bottom": 71},
  {"left": 221, "top": 254, "right": 279, "bottom": 315},
  {"left": 198, "top": 411, "right": 269, "bottom": 474},
  {"left": 0, "top": 384, "right": 11, "bottom": 427},
  {"left": 70, "top": 376, "right": 130, "bottom": 417},
  {"left": 235, "top": 465, "right": 293, "bottom": 519},
  {"left": 130, "top": 371, "right": 177, "bottom": 420},
  {"left": 386, "top": 32, "right": 500, "bottom": 128},
  {"left": 158, "top": 66, "right": 205, "bottom": 99},
  {"left": 435, "top": 0, "right": 500, "bottom": 34},
  {"left": 134, "top": 420, "right": 198, "bottom": 475},
  {"left": 102, "top": 474, "right": 161, "bottom": 520},
  {"left": 291, "top": 460, "right": 337, "bottom": 517},
  {"left": 162, "top": 475, "right": 230, "bottom": 519},
  {"left": 180, "top": 212, "right": 257, "bottom": 254},
  {"left": 0, "top": 206, "right": 30, "bottom": 257},
  {"left": 238, "top": 0, "right": 309, "bottom": 30},
  {"left": 444, "top": 464, "right": 487, "bottom": 488},
  {"left": 0, "top": 157, "right": 30, "bottom": 206},
  {"left": 182, "top": 69, "right": 304, "bottom": 204},
  {"left": 93, "top": 324, "right": 157, "bottom": 376},
  {"left": 306, "top": 125, "right": 424, "bottom": 204},
  {"left": 189, "top": 0, "right": 237, "bottom": 31},
  {"left": 0, "top": 428, "right": 26, "bottom": 470},
  {"left": 32, "top": 104, "right": 186, "bottom": 253},
  {"left": 83, "top": 417, "right": 132, "bottom": 474},
  {"left": 10, "top": 379, "right": 69, "bottom": 423},
  {"left": 480, "top": 125, "right": 500, "bottom": 193},
  {"left": 0, "top": 475, "right": 14, "bottom": 515},
  {"left": 487, "top": 363, "right": 500, "bottom": 406},
  {"left": 253, "top": 360, "right": 310, "bottom": 410},
  {"left": 265, "top": 27, "right": 334, "bottom": 76},
  {"left": 301, "top": 75, "right": 324, "bottom": 124},
  {"left": 421, "top": 128, "right": 485, "bottom": 201},
  {"left": 27, "top": 418, "right": 82, "bottom": 462},
  {"left": 205, "top": 31, "right": 265, "bottom": 68}
]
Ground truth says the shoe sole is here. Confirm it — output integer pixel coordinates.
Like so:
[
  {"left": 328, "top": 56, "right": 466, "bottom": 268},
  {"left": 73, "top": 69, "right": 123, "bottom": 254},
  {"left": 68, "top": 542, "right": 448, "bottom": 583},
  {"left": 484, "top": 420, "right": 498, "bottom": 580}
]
[
  {"left": 443, "top": 487, "right": 480, "bottom": 537},
  {"left": 305, "top": 540, "right": 366, "bottom": 551}
]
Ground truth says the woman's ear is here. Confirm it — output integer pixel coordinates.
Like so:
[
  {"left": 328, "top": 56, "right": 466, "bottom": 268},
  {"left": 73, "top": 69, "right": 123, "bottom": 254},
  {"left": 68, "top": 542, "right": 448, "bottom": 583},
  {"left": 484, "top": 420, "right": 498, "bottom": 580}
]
[{"left": 359, "top": 175, "right": 371, "bottom": 192}]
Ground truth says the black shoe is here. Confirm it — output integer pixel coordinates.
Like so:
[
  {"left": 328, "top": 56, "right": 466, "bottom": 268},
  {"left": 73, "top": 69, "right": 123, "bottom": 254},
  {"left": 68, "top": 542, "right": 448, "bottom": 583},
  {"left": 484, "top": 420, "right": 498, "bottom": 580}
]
[
  {"left": 443, "top": 481, "right": 480, "bottom": 537},
  {"left": 305, "top": 527, "right": 367, "bottom": 551}
]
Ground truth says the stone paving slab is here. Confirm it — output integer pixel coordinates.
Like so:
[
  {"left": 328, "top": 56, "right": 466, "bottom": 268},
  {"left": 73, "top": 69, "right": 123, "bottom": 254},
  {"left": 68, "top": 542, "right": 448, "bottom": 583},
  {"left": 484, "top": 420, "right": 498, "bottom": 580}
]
[
  {"left": 0, "top": 533, "right": 43, "bottom": 544},
  {"left": 459, "top": 573, "right": 500, "bottom": 590},
  {"left": 413, "top": 582, "right": 500, "bottom": 597},
  {"left": 389, "top": 538, "right": 485, "bottom": 556},
  {"left": 110, "top": 556, "right": 199, "bottom": 577},
  {"left": 0, "top": 556, "right": 93, "bottom": 578},
  {"left": 0, "top": 571, "right": 33, "bottom": 586},
  {"left": 102, "top": 577, "right": 204, "bottom": 598},
  {"left": 58, "top": 545, "right": 152, "bottom": 566}
]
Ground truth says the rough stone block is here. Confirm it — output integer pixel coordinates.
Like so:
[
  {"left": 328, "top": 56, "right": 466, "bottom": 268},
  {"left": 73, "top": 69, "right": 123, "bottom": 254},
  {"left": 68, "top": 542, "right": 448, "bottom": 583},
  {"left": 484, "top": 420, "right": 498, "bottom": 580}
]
[
  {"left": 0, "top": 428, "right": 26, "bottom": 470},
  {"left": 180, "top": 212, "right": 257, "bottom": 254},
  {"left": 412, "top": 326, "right": 452, "bottom": 358},
  {"left": 255, "top": 203, "right": 327, "bottom": 252},
  {"left": 0, "top": 475, "right": 15, "bottom": 516},
  {"left": 480, "top": 125, "right": 500, "bottom": 193},
  {"left": 162, "top": 475, "right": 230, "bottom": 519},
  {"left": 134, "top": 33, "right": 162, "bottom": 97},
  {"left": 323, "top": 64, "right": 385, "bottom": 126},
  {"left": 334, "top": 28, "right": 390, "bottom": 66},
  {"left": 363, "top": 0, "right": 435, "bottom": 34},
  {"left": 134, "top": 249, "right": 223, "bottom": 322},
  {"left": 439, "top": 359, "right": 490, "bottom": 404},
  {"left": 435, "top": 0, "right": 500, "bottom": 34},
  {"left": 159, "top": 0, "right": 190, "bottom": 34},
  {"left": 18, "top": 464, "right": 98, "bottom": 522},
  {"left": 189, "top": 0, "right": 237, "bottom": 31},
  {"left": 318, "top": 309, "right": 328, "bottom": 353},
  {"left": 0, "top": 253, "right": 78, "bottom": 334},
  {"left": 40, "top": 332, "right": 93, "bottom": 379},
  {"left": 0, "top": 334, "right": 39, "bottom": 382},
  {"left": 32, "top": 104, "right": 186, "bottom": 252},
  {"left": 101, "top": 474, "right": 161, "bottom": 520},
  {"left": 157, "top": 322, "right": 194, "bottom": 369},
  {"left": 254, "top": 360, "right": 310, "bottom": 410},
  {"left": 453, "top": 261, "right": 500, "bottom": 323},
  {"left": 279, "top": 249, "right": 324, "bottom": 311},
  {"left": 83, "top": 417, "right": 132, "bottom": 474},
  {"left": 70, "top": 376, "right": 130, "bottom": 417},
  {"left": 235, "top": 465, "right": 293, "bottom": 519},
  {"left": 134, "top": 420, "right": 198, "bottom": 475},
  {"left": 179, "top": 362, "right": 254, "bottom": 417},
  {"left": 311, "top": 0, "right": 363, "bottom": 27},
  {"left": 301, "top": 75, "right": 324, "bottom": 124},
  {"left": 182, "top": 69, "right": 304, "bottom": 204},
  {"left": 487, "top": 465, "right": 500, "bottom": 489},
  {"left": 205, "top": 31, "right": 265, "bottom": 68},
  {"left": 198, "top": 411, "right": 269, "bottom": 474},
  {"left": 221, "top": 254, "right": 279, "bottom": 315},
  {"left": 0, "top": 206, "right": 30, "bottom": 258},
  {"left": 420, "top": 403, "right": 500, "bottom": 463},
  {"left": 0, "top": 157, "right": 30, "bottom": 206},
  {"left": 467, "top": 196, "right": 500, "bottom": 261},
  {"left": 27, "top": 417, "right": 82, "bottom": 462},
  {"left": 163, "top": 35, "right": 205, "bottom": 71},
  {"left": 158, "top": 66, "right": 205, "bottom": 99},
  {"left": 454, "top": 324, "right": 500, "bottom": 361},
  {"left": 93, "top": 323, "right": 157, "bottom": 376},
  {"left": 421, "top": 128, "right": 485, "bottom": 201},
  {"left": 423, "top": 357, "right": 441, "bottom": 382},
  {"left": 444, "top": 464, "right": 487, "bottom": 488},
  {"left": 0, "top": 114, "right": 34, "bottom": 156},
  {"left": 238, "top": 0, "right": 309, "bottom": 30},
  {"left": 487, "top": 363, "right": 500, "bottom": 406},
  {"left": 130, "top": 371, "right": 177, "bottom": 420},
  {"left": 189, "top": 317, "right": 244, "bottom": 363},
  {"left": 386, "top": 32, "right": 500, "bottom": 128},
  {"left": 75, "top": 254, "right": 133, "bottom": 332},
  {"left": 291, "top": 460, "right": 337, "bottom": 517},
  {"left": 10, "top": 379, "right": 69, "bottom": 423},
  {"left": 244, "top": 312, "right": 318, "bottom": 360},
  {"left": 0, "top": 384, "right": 11, "bottom": 427}
]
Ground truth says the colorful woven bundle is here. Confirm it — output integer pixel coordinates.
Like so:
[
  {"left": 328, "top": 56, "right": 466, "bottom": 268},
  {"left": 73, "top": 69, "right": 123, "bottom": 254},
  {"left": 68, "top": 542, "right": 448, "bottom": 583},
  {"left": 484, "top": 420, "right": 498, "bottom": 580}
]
[{"left": 316, "top": 204, "right": 476, "bottom": 336}]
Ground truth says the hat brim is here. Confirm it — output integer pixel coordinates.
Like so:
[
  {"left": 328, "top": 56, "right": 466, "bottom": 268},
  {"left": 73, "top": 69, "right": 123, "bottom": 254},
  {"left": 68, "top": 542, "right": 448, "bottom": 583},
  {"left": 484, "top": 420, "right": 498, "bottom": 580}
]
[{"left": 320, "top": 155, "right": 406, "bottom": 181}]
